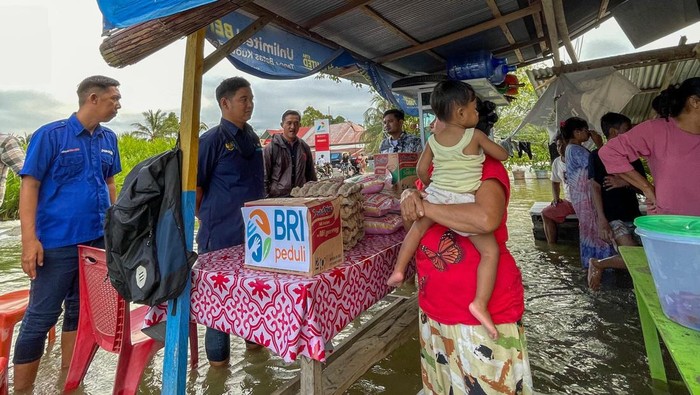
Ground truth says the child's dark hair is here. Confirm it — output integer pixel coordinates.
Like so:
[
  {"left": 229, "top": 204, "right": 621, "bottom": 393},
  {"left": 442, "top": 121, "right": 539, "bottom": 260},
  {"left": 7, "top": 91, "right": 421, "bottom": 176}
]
[
  {"left": 656, "top": 77, "right": 700, "bottom": 119},
  {"left": 600, "top": 112, "right": 631, "bottom": 138},
  {"left": 559, "top": 117, "right": 588, "bottom": 141},
  {"left": 430, "top": 80, "right": 476, "bottom": 122},
  {"left": 476, "top": 98, "right": 498, "bottom": 136}
]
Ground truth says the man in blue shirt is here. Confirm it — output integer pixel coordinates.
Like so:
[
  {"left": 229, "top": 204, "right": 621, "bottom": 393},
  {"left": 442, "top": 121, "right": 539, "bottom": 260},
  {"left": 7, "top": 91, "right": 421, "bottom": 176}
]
[
  {"left": 196, "top": 77, "right": 265, "bottom": 366},
  {"left": 14, "top": 75, "right": 122, "bottom": 391}
]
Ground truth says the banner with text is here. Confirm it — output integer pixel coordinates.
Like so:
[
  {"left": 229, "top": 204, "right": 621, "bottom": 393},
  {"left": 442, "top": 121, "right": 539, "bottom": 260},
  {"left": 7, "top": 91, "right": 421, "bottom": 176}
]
[{"left": 207, "top": 11, "right": 356, "bottom": 80}]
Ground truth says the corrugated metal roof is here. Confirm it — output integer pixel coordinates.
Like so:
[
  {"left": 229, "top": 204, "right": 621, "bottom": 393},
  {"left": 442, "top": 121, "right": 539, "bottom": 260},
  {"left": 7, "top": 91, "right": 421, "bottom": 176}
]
[
  {"left": 619, "top": 59, "right": 700, "bottom": 89},
  {"left": 100, "top": 0, "right": 697, "bottom": 84},
  {"left": 370, "top": 0, "right": 494, "bottom": 43},
  {"left": 313, "top": 9, "right": 407, "bottom": 59},
  {"left": 253, "top": 0, "right": 347, "bottom": 27},
  {"left": 621, "top": 91, "right": 657, "bottom": 125},
  {"left": 526, "top": 58, "right": 700, "bottom": 125},
  {"left": 620, "top": 59, "right": 700, "bottom": 124}
]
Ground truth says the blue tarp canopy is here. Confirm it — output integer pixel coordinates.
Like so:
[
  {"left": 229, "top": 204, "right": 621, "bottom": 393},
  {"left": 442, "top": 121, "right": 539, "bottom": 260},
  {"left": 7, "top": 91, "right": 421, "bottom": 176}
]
[{"left": 99, "top": 0, "right": 214, "bottom": 28}]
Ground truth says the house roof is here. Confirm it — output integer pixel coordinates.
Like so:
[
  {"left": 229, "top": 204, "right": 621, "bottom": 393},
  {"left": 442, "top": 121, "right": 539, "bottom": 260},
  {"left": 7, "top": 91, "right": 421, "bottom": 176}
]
[{"left": 260, "top": 122, "right": 365, "bottom": 148}]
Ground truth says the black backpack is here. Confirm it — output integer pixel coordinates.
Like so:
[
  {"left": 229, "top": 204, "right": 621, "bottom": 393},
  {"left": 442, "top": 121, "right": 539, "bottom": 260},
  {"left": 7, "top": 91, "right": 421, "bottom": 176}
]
[{"left": 104, "top": 147, "right": 197, "bottom": 306}]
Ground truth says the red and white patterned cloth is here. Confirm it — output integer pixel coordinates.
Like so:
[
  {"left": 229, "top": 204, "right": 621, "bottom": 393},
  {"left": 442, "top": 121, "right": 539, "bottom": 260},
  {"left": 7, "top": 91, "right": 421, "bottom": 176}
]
[{"left": 144, "top": 231, "right": 406, "bottom": 363}]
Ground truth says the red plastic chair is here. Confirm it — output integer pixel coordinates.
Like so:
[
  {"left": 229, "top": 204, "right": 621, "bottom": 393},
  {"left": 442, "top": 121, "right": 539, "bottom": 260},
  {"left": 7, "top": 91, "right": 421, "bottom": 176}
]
[
  {"left": 0, "top": 356, "right": 7, "bottom": 395},
  {"left": 64, "top": 246, "right": 198, "bottom": 395},
  {"left": 0, "top": 289, "right": 56, "bottom": 361}
]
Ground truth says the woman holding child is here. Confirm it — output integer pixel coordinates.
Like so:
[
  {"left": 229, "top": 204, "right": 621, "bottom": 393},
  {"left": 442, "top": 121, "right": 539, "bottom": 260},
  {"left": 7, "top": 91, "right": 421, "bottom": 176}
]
[{"left": 400, "top": 81, "right": 533, "bottom": 394}]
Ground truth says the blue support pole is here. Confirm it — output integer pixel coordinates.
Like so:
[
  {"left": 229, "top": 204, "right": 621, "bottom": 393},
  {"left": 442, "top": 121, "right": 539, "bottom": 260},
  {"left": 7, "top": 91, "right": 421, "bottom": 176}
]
[{"left": 162, "top": 27, "right": 205, "bottom": 394}]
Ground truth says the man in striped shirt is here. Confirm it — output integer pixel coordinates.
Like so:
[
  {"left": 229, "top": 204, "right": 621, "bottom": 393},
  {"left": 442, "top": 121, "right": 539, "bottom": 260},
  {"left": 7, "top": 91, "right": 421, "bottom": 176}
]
[{"left": 0, "top": 134, "right": 25, "bottom": 207}]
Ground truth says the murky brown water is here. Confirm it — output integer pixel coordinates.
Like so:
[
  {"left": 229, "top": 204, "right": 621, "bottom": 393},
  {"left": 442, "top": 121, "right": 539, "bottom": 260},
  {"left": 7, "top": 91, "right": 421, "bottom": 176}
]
[{"left": 0, "top": 176, "right": 687, "bottom": 394}]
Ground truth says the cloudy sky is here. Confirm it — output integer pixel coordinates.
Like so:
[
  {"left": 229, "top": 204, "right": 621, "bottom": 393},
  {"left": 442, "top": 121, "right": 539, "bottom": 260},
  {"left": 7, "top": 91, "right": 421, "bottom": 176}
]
[{"left": 1, "top": 0, "right": 698, "bottom": 136}]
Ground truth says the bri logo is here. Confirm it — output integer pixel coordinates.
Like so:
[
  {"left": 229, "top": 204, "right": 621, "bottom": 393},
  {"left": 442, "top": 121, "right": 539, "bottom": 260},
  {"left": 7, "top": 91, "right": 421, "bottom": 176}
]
[{"left": 246, "top": 209, "right": 272, "bottom": 263}]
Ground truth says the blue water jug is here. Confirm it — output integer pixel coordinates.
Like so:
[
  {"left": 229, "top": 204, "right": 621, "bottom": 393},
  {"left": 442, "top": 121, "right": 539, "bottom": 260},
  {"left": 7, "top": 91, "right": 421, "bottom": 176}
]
[
  {"left": 447, "top": 50, "right": 509, "bottom": 81},
  {"left": 488, "top": 64, "right": 518, "bottom": 85}
]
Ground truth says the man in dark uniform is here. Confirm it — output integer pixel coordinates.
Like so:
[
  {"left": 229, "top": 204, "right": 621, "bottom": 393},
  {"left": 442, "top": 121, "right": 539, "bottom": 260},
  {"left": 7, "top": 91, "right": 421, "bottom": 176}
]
[{"left": 196, "top": 77, "right": 265, "bottom": 365}]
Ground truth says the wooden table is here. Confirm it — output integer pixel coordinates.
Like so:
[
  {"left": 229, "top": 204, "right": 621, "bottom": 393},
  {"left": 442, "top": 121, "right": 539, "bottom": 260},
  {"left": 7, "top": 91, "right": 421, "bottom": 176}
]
[
  {"left": 146, "top": 230, "right": 417, "bottom": 394},
  {"left": 619, "top": 246, "right": 700, "bottom": 395}
]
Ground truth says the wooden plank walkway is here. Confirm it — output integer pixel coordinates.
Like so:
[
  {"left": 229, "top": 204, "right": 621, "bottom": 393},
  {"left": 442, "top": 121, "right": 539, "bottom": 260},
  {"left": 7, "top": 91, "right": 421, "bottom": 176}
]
[{"left": 273, "top": 293, "right": 418, "bottom": 395}]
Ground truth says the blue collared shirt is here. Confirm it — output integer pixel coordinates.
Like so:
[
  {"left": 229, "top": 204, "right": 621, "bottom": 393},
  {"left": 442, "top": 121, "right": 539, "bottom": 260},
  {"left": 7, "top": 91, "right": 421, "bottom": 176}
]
[
  {"left": 20, "top": 113, "right": 121, "bottom": 249},
  {"left": 197, "top": 118, "right": 264, "bottom": 253}
]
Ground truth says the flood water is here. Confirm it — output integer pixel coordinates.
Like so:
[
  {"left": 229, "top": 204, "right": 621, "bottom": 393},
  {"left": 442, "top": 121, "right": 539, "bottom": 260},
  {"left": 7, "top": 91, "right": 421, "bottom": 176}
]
[{"left": 0, "top": 177, "right": 687, "bottom": 394}]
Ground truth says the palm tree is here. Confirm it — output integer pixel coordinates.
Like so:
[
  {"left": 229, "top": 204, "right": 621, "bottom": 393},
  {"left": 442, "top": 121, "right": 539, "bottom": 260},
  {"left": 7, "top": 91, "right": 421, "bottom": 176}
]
[
  {"left": 362, "top": 93, "right": 392, "bottom": 154},
  {"left": 131, "top": 110, "right": 179, "bottom": 141}
]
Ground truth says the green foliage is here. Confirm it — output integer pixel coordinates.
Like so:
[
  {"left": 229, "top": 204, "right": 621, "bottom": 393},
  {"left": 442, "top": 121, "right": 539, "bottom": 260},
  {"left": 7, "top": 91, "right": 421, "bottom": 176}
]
[
  {"left": 505, "top": 154, "right": 531, "bottom": 171},
  {"left": 530, "top": 160, "right": 550, "bottom": 171},
  {"left": 362, "top": 94, "right": 393, "bottom": 154},
  {"left": 113, "top": 135, "right": 176, "bottom": 192},
  {"left": 0, "top": 136, "right": 28, "bottom": 220},
  {"left": 131, "top": 109, "right": 179, "bottom": 141},
  {"left": 300, "top": 106, "right": 325, "bottom": 127},
  {"left": 495, "top": 67, "right": 550, "bottom": 169},
  {"left": 0, "top": 136, "right": 176, "bottom": 220},
  {"left": 300, "top": 106, "right": 347, "bottom": 128},
  {"left": 0, "top": 171, "right": 21, "bottom": 220},
  {"left": 493, "top": 68, "right": 543, "bottom": 140}
]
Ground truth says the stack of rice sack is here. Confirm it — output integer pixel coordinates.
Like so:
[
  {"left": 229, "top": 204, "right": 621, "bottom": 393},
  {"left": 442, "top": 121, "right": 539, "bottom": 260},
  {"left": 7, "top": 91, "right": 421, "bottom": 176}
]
[
  {"left": 290, "top": 180, "right": 364, "bottom": 251},
  {"left": 344, "top": 174, "right": 404, "bottom": 236}
]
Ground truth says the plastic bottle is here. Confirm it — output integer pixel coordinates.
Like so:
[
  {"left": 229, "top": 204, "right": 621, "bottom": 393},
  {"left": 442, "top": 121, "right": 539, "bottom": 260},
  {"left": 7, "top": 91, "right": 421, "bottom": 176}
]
[
  {"left": 446, "top": 50, "right": 508, "bottom": 80},
  {"left": 488, "top": 64, "right": 517, "bottom": 85}
]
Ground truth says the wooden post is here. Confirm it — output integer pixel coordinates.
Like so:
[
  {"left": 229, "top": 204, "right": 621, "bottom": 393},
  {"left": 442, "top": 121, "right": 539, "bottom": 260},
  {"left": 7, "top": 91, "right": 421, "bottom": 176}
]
[
  {"left": 300, "top": 357, "right": 323, "bottom": 395},
  {"left": 162, "top": 27, "right": 205, "bottom": 395},
  {"left": 553, "top": 0, "right": 578, "bottom": 63},
  {"left": 552, "top": 42, "right": 699, "bottom": 75},
  {"left": 541, "top": 0, "right": 561, "bottom": 68}
]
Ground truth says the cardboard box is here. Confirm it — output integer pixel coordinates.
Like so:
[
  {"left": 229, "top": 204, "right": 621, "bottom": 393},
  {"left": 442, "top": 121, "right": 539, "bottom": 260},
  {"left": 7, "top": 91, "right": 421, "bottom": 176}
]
[
  {"left": 242, "top": 197, "right": 344, "bottom": 276},
  {"left": 374, "top": 153, "right": 420, "bottom": 193}
]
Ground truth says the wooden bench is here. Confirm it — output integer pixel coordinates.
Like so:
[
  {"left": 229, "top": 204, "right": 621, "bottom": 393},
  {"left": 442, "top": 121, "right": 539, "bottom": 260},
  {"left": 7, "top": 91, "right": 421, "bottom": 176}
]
[
  {"left": 529, "top": 202, "right": 580, "bottom": 244},
  {"left": 530, "top": 202, "right": 647, "bottom": 244}
]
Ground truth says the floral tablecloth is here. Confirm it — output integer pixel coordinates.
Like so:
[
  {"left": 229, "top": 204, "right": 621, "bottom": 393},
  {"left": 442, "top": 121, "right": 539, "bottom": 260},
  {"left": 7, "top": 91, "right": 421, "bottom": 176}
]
[{"left": 144, "top": 230, "right": 406, "bottom": 362}]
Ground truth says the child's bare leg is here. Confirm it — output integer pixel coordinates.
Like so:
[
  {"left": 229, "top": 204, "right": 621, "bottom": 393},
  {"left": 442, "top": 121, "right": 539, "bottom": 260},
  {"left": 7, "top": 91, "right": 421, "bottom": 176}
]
[
  {"left": 388, "top": 217, "right": 435, "bottom": 286},
  {"left": 468, "top": 233, "right": 500, "bottom": 339}
]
